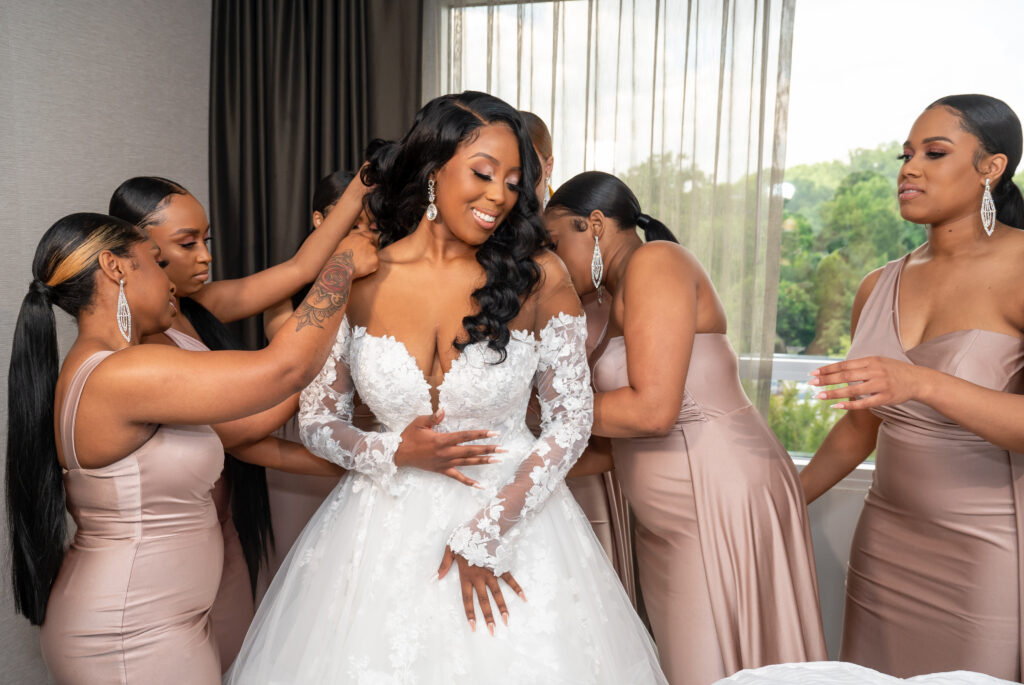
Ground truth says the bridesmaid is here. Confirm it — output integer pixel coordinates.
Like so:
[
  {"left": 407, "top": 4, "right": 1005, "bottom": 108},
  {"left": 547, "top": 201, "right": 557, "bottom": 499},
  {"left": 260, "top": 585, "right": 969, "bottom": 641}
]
[
  {"left": 6, "top": 213, "right": 374, "bottom": 683},
  {"left": 107, "top": 174, "right": 357, "bottom": 667},
  {"left": 801, "top": 94, "right": 1024, "bottom": 679},
  {"left": 519, "top": 112, "right": 636, "bottom": 603},
  {"left": 546, "top": 171, "right": 826, "bottom": 683}
]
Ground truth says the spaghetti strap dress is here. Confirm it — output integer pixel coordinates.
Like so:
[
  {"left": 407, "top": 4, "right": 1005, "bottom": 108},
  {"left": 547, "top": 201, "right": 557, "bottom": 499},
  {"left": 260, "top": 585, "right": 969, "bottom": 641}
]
[
  {"left": 840, "top": 255, "right": 1024, "bottom": 680},
  {"left": 39, "top": 350, "right": 225, "bottom": 684}
]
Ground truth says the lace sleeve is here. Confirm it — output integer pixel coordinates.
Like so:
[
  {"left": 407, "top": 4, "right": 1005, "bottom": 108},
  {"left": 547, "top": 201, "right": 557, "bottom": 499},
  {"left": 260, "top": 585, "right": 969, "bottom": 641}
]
[
  {"left": 298, "top": 321, "right": 406, "bottom": 495},
  {"left": 447, "top": 312, "right": 593, "bottom": 574}
]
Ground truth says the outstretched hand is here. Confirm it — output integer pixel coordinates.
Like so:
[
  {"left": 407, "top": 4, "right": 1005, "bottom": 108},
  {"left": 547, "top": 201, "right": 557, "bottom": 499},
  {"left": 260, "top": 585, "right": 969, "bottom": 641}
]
[
  {"left": 393, "top": 409, "right": 504, "bottom": 487},
  {"left": 810, "top": 356, "right": 926, "bottom": 410},
  {"left": 437, "top": 546, "right": 526, "bottom": 635}
]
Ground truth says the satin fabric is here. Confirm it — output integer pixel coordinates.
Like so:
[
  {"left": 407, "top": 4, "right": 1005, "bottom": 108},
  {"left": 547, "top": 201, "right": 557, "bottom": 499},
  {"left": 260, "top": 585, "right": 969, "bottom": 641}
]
[
  {"left": 593, "top": 334, "right": 826, "bottom": 684},
  {"left": 841, "top": 256, "right": 1024, "bottom": 680},
  {"left": 164, "top": 327, "right": 254, "bottom": 670},
  {"left": 40, "top": 352, "right": 224, "bottom": 684}
]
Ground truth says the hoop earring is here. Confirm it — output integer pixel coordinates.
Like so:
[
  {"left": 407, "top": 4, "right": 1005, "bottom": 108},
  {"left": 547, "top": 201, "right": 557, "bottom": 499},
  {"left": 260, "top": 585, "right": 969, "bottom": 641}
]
[
  {"left": 117, "top": 278, "right": 132, "bottom": 342},
  {"left": 981, "top": 178, "right": 996, "bottom": 237},
  {"left": 426, "top": 179, "right": 438, "bottom": 221},
  {"left": 591, "top": 234, "right": 605, "bottom": 304}
]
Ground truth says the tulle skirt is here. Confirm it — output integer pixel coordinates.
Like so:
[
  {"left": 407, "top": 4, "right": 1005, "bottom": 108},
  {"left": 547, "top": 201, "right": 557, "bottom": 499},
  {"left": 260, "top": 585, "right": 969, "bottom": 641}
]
[{"left": 226, "top": 468, "right": 666, "bottom": 684}]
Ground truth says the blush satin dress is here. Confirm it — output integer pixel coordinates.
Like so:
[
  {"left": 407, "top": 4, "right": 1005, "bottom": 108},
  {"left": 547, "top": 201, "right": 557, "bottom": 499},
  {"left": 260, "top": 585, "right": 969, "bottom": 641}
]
[
  {"left": 592, "top": 332, "right": 827, "bottom": 684},
  {"left": 40, "top": 351, "right": 225, "bottom": 684},
  {"left": 164, "top": 327, "right": 253, "bottom": 670},
  {"left": 840, "top": 255, "right": 1024, "bottom": 680}
]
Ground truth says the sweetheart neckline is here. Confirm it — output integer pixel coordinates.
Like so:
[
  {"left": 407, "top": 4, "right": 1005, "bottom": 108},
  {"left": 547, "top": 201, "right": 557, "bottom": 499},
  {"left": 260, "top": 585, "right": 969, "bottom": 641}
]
[{"left": 345, "top": 318, "right": 542, "bottom": 413}]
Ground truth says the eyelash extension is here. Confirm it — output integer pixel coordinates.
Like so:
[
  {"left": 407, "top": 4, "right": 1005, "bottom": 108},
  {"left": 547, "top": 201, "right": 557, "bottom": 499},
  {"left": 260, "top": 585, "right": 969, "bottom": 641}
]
[
  {"left": 897, "top": 153, "right": 912, "bottom": 162},
  {"left": 472, "top": 169, "right": 493, "bottom": 182}
]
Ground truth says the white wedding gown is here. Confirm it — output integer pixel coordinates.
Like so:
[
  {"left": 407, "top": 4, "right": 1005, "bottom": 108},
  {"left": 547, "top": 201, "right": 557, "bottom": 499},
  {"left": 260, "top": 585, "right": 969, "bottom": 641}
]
[{"left": 225, "top": 312, "right": 667, "bottom": 684}]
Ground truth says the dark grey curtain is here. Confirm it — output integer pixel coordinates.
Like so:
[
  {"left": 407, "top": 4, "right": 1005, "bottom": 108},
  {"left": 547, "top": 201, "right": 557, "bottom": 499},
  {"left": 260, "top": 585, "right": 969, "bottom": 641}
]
[{"left": 209, "top": 0, "right": 423, "bottom": 347}]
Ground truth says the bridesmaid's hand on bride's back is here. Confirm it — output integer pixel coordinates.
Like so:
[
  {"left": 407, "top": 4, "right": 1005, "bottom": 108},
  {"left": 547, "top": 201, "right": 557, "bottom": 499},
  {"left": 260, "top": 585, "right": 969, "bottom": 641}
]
[{"left": 393, "top": 409, "right": 503, "bottom": 487}]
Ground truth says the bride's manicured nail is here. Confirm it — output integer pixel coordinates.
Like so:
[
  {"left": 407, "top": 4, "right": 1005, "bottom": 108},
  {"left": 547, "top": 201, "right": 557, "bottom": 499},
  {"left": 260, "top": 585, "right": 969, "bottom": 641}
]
[
  {"left": 518, "top": 591, "right": 527, "bottom": 602},
  {"left": 830, "top": 403, "right": 844, "bottom": 410},
  {"left": 502, "top": 612, "right": 509, "bottom": 626},
  {"left": 487, "top": 431, "right": 500, "bottom": 437},
  {"left": 815, "top": 392, "right": 827, "bottom": 399},
  {"left": 487, "top": 622, "right": 495, "bottom": 636},
  {"left": 495, "top": 448, "right": 509, "bottom": 453},
  {"left": 469, "top": 619, "right": 476, "bottom": 632}
]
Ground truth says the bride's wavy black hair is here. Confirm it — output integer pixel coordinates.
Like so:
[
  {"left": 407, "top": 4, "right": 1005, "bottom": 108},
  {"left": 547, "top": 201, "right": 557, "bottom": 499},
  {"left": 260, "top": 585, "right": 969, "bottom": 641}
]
[{"left": 361, "top": 91, "right": 549, "bottom": 359}]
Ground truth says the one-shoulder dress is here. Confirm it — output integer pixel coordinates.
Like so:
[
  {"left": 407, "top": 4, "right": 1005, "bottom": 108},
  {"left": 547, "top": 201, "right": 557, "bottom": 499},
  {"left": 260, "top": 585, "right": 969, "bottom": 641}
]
[
  {"left": 39, "top": 351, "right": 225, "bottom": 684},
  {"left": 841, "top": 255, "right": 1024, "bottom": 680},
  {"left": 592, "top": 333, "right": 827, "bottom": 683}
]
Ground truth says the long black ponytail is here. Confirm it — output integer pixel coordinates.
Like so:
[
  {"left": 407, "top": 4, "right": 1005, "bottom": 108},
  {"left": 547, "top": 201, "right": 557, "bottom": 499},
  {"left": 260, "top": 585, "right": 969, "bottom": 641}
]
[
  {"left": 178, "top": 297, "right": 273, "bottom": 596},
  {"left": 929, "top": 94, "right": 1024, "bottom": 230},
  {"left": 7, "top": 213, "right": 144, "bottom": 625},
  {"left": 109, "top": 177, "right": 273, "bottom": 595},
  {"left": 548, "top": 170, "right": 679, "bottom": 243}
]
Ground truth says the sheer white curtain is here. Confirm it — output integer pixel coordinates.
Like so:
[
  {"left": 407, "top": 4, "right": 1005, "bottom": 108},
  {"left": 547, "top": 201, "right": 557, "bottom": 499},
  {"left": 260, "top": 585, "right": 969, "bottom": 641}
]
[{"left": 422, "top": 0, "right": 795, "bottom": 410}]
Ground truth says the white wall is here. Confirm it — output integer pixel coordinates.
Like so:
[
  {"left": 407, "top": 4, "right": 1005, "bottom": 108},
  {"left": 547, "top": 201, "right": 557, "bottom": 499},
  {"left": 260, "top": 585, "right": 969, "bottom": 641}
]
[{"left": 0, "top": 1, "right": 210, "bottom": 681}]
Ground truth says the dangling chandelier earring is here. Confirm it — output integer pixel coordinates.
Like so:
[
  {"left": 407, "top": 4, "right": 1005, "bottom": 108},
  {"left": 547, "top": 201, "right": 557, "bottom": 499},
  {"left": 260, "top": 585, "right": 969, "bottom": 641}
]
[
  {"left": 542, "top": 177, "right": 552, "bottom": 210},
  {"left": 117, "top": 278, "right": 132, "bottom": 342},
  {"left": 981, "top": 178, "right": 996, "bottom": 237},
  {"left": 426, "top": 178, "right": 438, "bottom": 221},
  {"left": 591, "top": 234, "right": 605, "bottom": 304}
]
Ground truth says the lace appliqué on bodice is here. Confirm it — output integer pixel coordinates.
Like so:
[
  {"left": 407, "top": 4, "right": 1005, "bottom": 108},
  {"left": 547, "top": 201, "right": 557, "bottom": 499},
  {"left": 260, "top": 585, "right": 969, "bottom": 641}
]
[{"left": 298, "top": 313, "right": 594, "bottom": 575}]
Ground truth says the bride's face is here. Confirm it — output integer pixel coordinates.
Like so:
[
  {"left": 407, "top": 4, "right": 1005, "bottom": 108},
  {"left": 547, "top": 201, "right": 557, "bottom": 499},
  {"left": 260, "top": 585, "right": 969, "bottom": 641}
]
[{"left": 432, "top": 123, "right": 523, "bottom": 246}]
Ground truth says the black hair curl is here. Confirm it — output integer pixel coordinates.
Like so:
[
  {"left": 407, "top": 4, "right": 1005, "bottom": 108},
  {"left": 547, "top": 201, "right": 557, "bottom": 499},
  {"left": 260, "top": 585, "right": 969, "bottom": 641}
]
[{"left": 361, "top": 91, "right": 549, "bottom": 359}]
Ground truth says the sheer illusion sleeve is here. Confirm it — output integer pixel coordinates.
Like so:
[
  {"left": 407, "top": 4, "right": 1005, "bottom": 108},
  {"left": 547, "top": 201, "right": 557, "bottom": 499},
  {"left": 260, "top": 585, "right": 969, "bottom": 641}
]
[
  {"left": 298, "top": 321, "right": 406, "bottom": 495},
  {"left": 447, "top": 310, "right": 593, "bottom": 574}
]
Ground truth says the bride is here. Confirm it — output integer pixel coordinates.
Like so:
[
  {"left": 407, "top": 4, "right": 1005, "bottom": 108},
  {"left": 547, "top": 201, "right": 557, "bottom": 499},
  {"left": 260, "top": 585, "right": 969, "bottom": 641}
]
[{"left": 226, "top": 91, "right": 666, "bottom": 684}]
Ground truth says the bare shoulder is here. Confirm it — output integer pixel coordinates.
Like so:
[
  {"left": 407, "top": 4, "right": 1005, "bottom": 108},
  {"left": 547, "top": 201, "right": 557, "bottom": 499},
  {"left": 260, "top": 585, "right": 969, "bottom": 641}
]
[
  {"left": 533, "top": 248, "right": 575, "bottom": 293},
  {"left": 624, "top": 240, "right": 703, "bottom": 287}
]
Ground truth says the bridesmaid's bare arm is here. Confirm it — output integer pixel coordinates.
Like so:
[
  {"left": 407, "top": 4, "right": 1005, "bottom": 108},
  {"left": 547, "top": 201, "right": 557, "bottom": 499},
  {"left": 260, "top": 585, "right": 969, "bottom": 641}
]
[
  {"left": 592, "top": 243, "right": 699, "bottom": 438},
  {"left": 230, "top": 436, "right": 343, "bottom": 477},
  {"left": 214, "top": 392, "right": 299, "bottom": 450},
  {"left": 79, "top": 237, "right": 376, "bottom": 467},
  {"left": 799, "top": 268, "right": 885, "bottom": 504},
  {"left": 192, "top": 174, "right": 368, "bottom": 323}
]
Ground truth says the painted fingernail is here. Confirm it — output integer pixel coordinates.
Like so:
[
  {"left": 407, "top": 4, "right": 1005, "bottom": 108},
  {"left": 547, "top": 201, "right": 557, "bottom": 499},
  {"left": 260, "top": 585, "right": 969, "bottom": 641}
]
[
  {"left": 495, "top": 448, "right": 508, "bottom": 453},
  {"left": 502, "top": 612, "right": 509, "bottom": 626},
  {"left": 487, "top": 622, "right": 495, "bottom": 636},
  {"left": 518, "top": 591, "right": 527, "bottom": 602},
  {"left": 830, "top": 403, "right": 844, "bottom": 410},
  {"left": 809, "top": 369, "right": 820, "bottom": 376},
  {"left": 487, "top": 458, "right": 500, "bottom": 464},
  {"left": 487, "top": 431, "right": 499, "bottom": 437},
  {"left": 469, "top": 619, "right": 476, "bottom": 632},
  {"left": 815, "top": 392, "right": 827, "bottom": 399}
]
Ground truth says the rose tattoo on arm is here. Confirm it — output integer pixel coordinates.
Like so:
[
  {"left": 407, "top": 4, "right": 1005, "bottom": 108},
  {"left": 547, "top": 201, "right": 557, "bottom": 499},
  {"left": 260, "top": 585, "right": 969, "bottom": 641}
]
[{"left": 294, "top": 251, "right": 355, "bottom": 332}]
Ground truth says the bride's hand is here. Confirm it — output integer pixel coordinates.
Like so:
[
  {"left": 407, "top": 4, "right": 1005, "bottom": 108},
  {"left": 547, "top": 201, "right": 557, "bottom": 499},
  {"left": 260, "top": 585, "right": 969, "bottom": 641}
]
[
  {"left": 437, "top": 546, "right": 526, "bottom": 635},
  {"left": 393, "top": 409, "right": 503, "bottom": 488}
]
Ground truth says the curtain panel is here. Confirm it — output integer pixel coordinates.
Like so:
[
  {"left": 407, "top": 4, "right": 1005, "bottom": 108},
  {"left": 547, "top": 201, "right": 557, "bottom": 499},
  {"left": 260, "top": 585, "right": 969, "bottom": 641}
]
[
  {"left": 426, "top": 0, "right": 796, "bottom": 411},
  {"left": 209, "top": 0, "right": 423, "bottom": 347}
]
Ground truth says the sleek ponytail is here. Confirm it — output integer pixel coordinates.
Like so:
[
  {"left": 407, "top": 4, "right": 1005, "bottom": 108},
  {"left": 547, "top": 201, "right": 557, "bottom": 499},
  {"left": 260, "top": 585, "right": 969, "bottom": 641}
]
[
  {"left": 178, "top": 297, "right": 273, "bottom": 596},
  {"left": 548, "top": 170, "right": 679, "bottom": 243},
  {"left": 929, "top": 94, "right": 1024, "bottom": 229},
  {"left": 7, "top": 213, "right": 144, "bottom": 625}
]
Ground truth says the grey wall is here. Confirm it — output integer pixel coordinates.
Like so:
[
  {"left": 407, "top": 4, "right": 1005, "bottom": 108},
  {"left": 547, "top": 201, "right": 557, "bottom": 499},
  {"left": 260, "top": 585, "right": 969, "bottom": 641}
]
[{"left": 0, "top": 1, "right": 210, "bottom": 680}]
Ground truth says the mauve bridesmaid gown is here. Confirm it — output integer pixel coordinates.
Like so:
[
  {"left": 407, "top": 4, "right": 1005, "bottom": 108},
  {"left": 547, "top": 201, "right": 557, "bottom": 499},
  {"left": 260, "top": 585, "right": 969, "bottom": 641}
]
[
  {"left": 40, "top": 351, "right": 224, "bottom": 684},
  {"left": 840, "top": 255, "right": 1024, "bottom": 680},
  {"left": 592, "top": 333, "right": 827, "bottom": 684},
  {"left": 163, "top": 327, "right": 253, "bottom": 670}
]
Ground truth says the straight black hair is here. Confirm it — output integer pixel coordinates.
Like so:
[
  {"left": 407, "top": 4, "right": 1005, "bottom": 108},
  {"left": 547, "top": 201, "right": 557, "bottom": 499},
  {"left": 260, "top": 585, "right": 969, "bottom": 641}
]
[
  {"left": 312, "top": 170, "right": 356, "bottom": 219},
  {"left": 109, "top": 176, "right": 189, "bottom": 229},
  {"left": 548, "top": 171, "right": 679, "bottom": 243},
  {"left": 8, "top": 213, "right": 145, "bottom": 625},
  {"left": 177, "top": 298, "right": 273, "bottom": 596},
  {"left": 929, "top": 94, "right": 1024, "bottom": 229}
]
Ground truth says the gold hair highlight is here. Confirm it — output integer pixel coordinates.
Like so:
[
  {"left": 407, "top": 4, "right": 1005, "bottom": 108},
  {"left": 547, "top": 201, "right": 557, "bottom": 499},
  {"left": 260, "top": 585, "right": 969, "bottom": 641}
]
[{"left": 45, "top": 223, "right": 128, "bottom": 288}]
